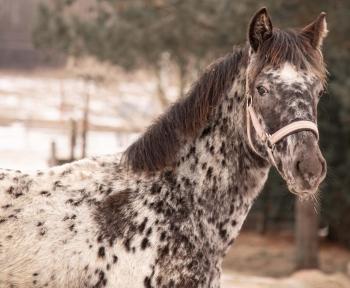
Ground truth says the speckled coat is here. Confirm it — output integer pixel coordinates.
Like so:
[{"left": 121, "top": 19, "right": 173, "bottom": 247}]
[
  {"left": 0, "top": 56, "right": 270, "bottom": 288},
  {"left": 0, "top": 8, "right": 328, "bottom": 288},
  {"left": 0, "top": 66, "right": 267, "bottom": 288}
]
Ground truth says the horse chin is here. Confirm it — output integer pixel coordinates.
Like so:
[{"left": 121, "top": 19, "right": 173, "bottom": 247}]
[
  {"left": 279, "top": 167, "right": 320, "bottom": 198},
  {"left": 287, "top": 181, "right": 319, "bottom": 199}
]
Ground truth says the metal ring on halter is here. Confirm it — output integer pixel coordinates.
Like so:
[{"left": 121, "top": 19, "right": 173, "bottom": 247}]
[{"left": 265, "top": 134, "right": 274, "bottom": 149}]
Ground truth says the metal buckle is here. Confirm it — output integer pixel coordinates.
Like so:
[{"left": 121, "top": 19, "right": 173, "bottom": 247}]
[{"left": 265, "top": 133, "right": 274, "bottom": 150}]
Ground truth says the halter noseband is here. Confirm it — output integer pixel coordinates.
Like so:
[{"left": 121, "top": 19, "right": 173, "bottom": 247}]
[{"left": 246, "top": 94, "right": 319, "bottom": 168}]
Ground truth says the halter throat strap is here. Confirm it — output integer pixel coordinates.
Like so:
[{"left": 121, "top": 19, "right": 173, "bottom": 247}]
[{"left": 246, "top": 95, "right": 319, "bottom": 168}]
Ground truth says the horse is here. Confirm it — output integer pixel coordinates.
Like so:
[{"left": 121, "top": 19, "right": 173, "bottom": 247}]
[{"left": 0, "top": 8, "right": 328, "bottom": 288}]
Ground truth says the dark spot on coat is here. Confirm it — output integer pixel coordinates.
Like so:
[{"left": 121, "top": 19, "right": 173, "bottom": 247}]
[
  {"left": 94, "top": 189, "right": 132, "bottom": 243},
  {"left": 138, "top": 217, "right": 148, "bottom": 234},
  {"left": 53, "top": 181, "right": 64, "bottom": 190},
  {"left": 40, "top": 190, "right": 51, "bottom": 197},
  {"left": 124, "top": 237, "right": 131, "bottom": 251},
  {"left": 160, "top": 231, "right": 166, "bottom": 241},
  {"left": 146, "top": 227, "right": 152, "bottom": 236},
  {"left": 200, "top": 126, "right": 211, "bottom": 139},
  {"left": 144, "top": 276, "right": 152, "bottom": 288},
  {"left": 141, "top": 238, "right": 150, "bottom": 250},
  {"left": 206, "top": 167, "right": 213, "bottom": 178},
  {"left": 98, "top": 246, "right": 105, "bottom": 258},
  {"left": 150, "top": 183, "right": 161, "bottom": 195}
]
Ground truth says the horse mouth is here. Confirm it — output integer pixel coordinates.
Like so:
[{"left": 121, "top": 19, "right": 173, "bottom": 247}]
[
  {"left": 287, "top": 180, "right": 319, "bottom": 198},
  {"left": 282, "top": 161, "right": 325, "bottom": 197}
]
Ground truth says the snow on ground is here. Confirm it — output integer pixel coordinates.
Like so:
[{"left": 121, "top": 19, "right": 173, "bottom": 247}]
[
  {"left": 0, "top": 71, "right": 160, "bottom": 171},
  {"left": 0, "top": 123, "right": 139, "bottom": 171},
  {"left": 0, "top": 63, "right": 184, "bottom": 171}
]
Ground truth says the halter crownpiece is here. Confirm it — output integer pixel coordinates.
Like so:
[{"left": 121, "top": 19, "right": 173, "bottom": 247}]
[{"left": 246, "top": 95, "right": 319, "bottom": 168}]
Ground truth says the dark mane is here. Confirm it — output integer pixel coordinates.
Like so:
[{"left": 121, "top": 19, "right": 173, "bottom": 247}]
[
  {"left": 251, "top": 28, "right": 327, "bottom": 83},
  {"left": 123, "top": 48, "right": 246, "bottom": 173}
]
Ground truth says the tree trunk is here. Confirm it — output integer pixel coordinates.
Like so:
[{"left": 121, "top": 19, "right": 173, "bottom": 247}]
[
  {"left": 258, "top": 188, "right": 270, "bottom": 235},
  {"left": 295, "top": 198, "right": 319, "bottom": 270}
]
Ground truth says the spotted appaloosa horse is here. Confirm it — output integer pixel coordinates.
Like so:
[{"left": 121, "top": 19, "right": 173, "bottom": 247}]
[{"left": 0, "top": 8, "right": 328, "bottom": 288}]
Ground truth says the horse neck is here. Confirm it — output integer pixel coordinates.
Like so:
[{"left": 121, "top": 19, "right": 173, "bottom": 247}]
[{"left": 169, "top": 64, "right": 270, "bottom": 254}]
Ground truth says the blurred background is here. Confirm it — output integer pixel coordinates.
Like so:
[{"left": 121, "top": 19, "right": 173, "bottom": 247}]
[{"left": 0, "top": 0, "right": 349, "bottom": 287}]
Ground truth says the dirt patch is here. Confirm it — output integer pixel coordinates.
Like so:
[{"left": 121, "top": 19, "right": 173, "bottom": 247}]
[
  {"left": 222, "top": 270, "right": 350, "bottom": 288},
  {"left": 223, "top": 232, "right": 350, "bottom": 277}
]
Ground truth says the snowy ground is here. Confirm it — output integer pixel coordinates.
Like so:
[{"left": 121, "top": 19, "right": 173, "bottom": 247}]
[
  {"left": 222, "top": 232, "right": 350, "bottom": 287},
  {"left": 0, "top": 124, "right": 138, "bottom": 171},
  {"left": 0, "top": 71, "right": 163, "bottom": 171}
]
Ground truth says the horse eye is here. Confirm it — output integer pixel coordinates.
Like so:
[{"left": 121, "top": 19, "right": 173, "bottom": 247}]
[
  {"left": 318, "top": 89, "right": 324, "bottom": 98},
  {"left": 257, "top": 86, "right": 268, "bottom": 96}
]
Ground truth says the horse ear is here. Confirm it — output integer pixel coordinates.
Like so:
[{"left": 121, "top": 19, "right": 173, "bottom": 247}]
[
  {"left": 301, "top": 12, "right": 328, "bottom": 49},
  {"left": 248, "top": 7, "right": 273, "bottom": 52}
]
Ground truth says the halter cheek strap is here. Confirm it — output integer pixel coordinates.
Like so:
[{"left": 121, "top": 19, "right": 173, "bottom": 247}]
[{"left": 246, "top": 95, "right": 319, "bottom": 168}]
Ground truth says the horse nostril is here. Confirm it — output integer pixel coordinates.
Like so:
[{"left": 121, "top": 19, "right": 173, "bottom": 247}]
[
  {"left": 295, "top": 157, "right": 324, "bottom": 184},
  {"left": 296, "top": 160, "right": 302, "bottom": 174}
]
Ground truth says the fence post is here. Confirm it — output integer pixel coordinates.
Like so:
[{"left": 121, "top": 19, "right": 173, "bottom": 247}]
[
  {"left": 48, "top": 141, "right": 57, "bottom": 167},
  {"left": 70, "top": 119, "right": 77, "bottom": 161},
  {"left": 81, "top": 81, "right": 90, "bottom": 158}
]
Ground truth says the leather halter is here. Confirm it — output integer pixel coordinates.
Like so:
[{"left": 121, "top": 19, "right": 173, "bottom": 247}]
[{"left": 245, "top": 93, "right": 319, "bottom": 168}]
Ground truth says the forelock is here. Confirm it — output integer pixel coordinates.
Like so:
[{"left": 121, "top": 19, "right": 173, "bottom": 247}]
[
  {"left": 251, "top": 28, "right": 327, "bottom": 86},
  {"left": 267, "top": 63, "right": 317, "bottom": 88}
]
